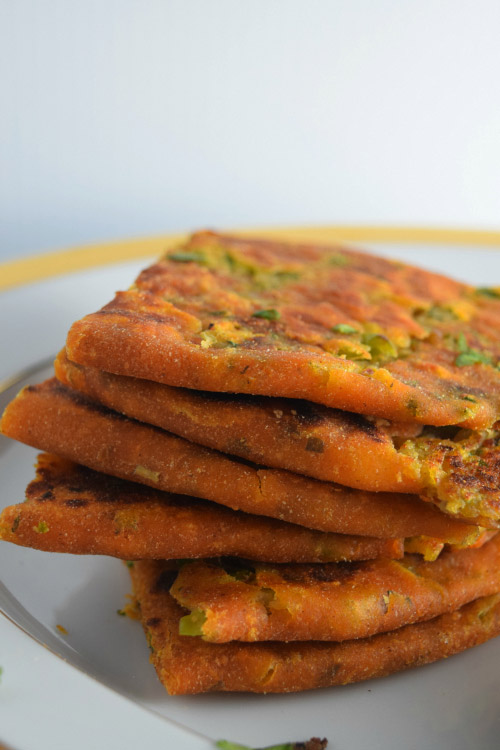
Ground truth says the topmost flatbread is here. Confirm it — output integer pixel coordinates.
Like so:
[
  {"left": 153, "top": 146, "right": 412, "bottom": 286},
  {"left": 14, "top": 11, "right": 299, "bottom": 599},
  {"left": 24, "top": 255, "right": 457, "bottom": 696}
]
[{"left": 66, "top": 231, "right": 500, "bottom": 428}]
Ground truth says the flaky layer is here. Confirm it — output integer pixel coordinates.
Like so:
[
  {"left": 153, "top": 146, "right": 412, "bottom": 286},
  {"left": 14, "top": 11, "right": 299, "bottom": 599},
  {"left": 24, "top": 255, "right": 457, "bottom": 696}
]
[
  {"left": 66, "top": 231, "right": 500, "bottom": 429},
  {"left": 0, "top": 454, "right": 403, "bottom": 563},
  {"left": 169, "top": 536, "right": 500, "bottom": 642},
  {"left": 130, "top": 560, "right": 500, "bottom": 694},
  {"left": 0, "top": 380, "right": 482, "bottom": 541},
  {"left": 55, "top": 350, "right": 421, "bottom": 493},
  {"left": 55, "top": 351, "right": 500, "bottom": 519}
]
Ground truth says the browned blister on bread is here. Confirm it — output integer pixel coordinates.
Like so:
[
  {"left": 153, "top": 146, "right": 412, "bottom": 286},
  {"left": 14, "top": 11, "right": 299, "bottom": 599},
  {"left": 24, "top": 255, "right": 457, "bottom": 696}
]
[
  {"left": 66, "top": 231, "right": 500, "bottom": 429},
  {"left": 0, "top": 454, "right": 404, "bottom": 563},
  {"left": 130, "top": 559, "right": 500, "bottom": 694},
  {"left": 168, "top": 535, "right": 500, "bottom": 642},
  {"left": 0, "top": 379, "right": 484, "bottom": 541}
]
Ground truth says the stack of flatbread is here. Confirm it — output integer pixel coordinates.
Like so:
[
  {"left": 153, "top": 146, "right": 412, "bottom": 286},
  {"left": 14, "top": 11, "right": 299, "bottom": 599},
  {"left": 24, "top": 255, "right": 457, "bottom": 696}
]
[{"left": 3, "top": 231, "right": 500, "bottom": 695}]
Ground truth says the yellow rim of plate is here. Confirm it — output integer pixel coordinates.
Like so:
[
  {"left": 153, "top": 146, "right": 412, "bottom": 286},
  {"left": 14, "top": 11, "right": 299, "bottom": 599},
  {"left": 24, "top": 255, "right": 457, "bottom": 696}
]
[{"left": 2, "top": 225, "right": 500, "bottom": 292}]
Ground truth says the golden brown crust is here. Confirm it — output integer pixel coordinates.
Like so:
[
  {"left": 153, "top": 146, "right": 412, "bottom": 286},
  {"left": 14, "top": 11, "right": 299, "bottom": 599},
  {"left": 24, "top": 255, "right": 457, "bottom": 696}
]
[
  {"left": 0, "top": 454, "right": 403, "bottom": 563},
  {"left": 55, "top": 350, "right": 421, "bottom": 493},
  {"left": 0, "top": 379, "right": 482, "bottom": 541},
  {"left": 130, "top": 560, "right": 500, "bottom": 694},
  {"left": 55, "top": 352, "right": 500, "bottom": 522},
  {"left": 169, "top": 536, "right": 500, "bottom": 642},
  {"left": 65, "top": 231, "right": 500, "bottom": 429}
]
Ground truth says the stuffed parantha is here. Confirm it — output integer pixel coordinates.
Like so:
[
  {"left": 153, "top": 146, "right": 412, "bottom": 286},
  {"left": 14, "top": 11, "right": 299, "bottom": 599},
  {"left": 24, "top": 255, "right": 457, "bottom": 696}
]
[
  {"left": 0, "top": 454, "right": 403, "bottom": 563},
  {"left": 168, "top": 535, "right": 500, "bottom": 642},
  {"left": 66, "top": 231, "right": 500, "bottom": 429},
  {"left": 130, "top": 560, "right": 500, "bottom": 694},
  {"left": 1, "top": 380, "right": 483, "bottom": 541}
]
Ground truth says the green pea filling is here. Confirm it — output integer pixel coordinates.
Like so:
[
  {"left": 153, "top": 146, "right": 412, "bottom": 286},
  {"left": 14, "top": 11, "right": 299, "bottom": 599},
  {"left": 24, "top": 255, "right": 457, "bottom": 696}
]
[
  {"left": 476, "top": 287, "right": 500, "bottom": 299},
  {"left": 179, "top": 607, "right": 207, "bottom": 636},
  {"left": 331, "top": 323, "right": 359, "bottom": 335}
]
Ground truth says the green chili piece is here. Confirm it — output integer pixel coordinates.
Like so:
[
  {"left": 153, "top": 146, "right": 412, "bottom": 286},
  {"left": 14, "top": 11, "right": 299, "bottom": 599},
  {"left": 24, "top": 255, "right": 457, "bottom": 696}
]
[
  {"left": 252, "top": 309, "right": 280, "bottom": 321},
  {"left": 455, "top": 351, "right": 492, "bottom": 367}
]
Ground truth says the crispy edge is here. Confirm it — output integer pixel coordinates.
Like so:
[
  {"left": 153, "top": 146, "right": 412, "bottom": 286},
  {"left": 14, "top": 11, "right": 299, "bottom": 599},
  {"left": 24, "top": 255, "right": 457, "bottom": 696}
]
[{"left": 0, "top": 380, "right": 484, "bottom": 541}]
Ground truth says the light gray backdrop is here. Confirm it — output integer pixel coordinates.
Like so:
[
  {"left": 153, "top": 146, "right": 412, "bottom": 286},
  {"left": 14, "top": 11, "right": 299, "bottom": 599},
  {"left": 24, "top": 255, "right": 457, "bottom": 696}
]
[{"left": 2, "top": 0, "right": 500, "bottom": 261}]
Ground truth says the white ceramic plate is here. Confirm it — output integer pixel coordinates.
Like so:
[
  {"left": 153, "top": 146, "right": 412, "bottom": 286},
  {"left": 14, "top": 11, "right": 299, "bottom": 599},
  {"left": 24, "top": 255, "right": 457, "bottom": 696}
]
[{"left": 2, "top": 239, "right": 500, "bottom": 750}]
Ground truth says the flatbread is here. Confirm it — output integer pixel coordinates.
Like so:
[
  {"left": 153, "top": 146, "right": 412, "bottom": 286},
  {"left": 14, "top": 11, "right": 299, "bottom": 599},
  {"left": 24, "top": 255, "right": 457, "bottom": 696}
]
[
  {"left": 65, "top": 231, "right": 500, "bottom": 429},
  {"left": 130, "top": 559, "right": 500, "bottom": 694},
  {"left": 55, "top": 351, "right": 500, "bottom": 518},
  {"left": 1, "top": 379, "right": 483, "bottom": 542},
  {"left": 0, "top": 454, "right": 404, "bottom": 563},
  {"left": 55, "top": 350, "right": 423, "bottom": 493},
  {"left": 168, "top": 535, "right": 500, "bottom": 642}
]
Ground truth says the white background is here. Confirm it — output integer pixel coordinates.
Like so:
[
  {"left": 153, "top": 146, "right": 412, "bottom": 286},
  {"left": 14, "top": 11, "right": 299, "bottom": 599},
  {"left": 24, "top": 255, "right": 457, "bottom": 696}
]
[{"left": 2, "top": 0, "right": 500, "bottom": 262}]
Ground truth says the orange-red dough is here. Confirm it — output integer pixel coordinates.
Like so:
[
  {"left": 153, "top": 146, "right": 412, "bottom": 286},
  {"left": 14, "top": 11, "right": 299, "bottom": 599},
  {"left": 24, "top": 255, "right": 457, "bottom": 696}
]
[
  {"left": 66, "top": 231, "right": 500, "bottom": 429},
  {"left": 130, "top": 560, "right": 500, "bottom": 694}
]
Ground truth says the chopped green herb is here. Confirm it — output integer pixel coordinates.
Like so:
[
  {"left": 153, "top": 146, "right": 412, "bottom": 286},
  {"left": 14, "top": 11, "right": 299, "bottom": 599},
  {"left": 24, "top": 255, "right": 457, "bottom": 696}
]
[
  {"left": 454, "top": 334, "right": 492, "bottom": 367},
  {"left": 455, "top": 351, "right": 492, "bottom": 367},
  {"left": 252, "top": 309, "right": 280, "bottom": 321},
  {"left": 117, "top": 609, "right": 126, "bottom": 616},
  {"left": 461, "top": 395, "right": 477, "bottom": 403},
  {"left": 476, "top": 287, "right": 500, "bottom": 299},
  {"left": 33, "top": 521, "right": 49, "bottom": 534},
  {"left": 169, "top": 251, "right": 206, "bottom": 263},
  {"left": 331, "top": 324, "right": 358, "bottom": 335},
  {"left": 126, "top": 561, "right": 134, "bottom": 568}
]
